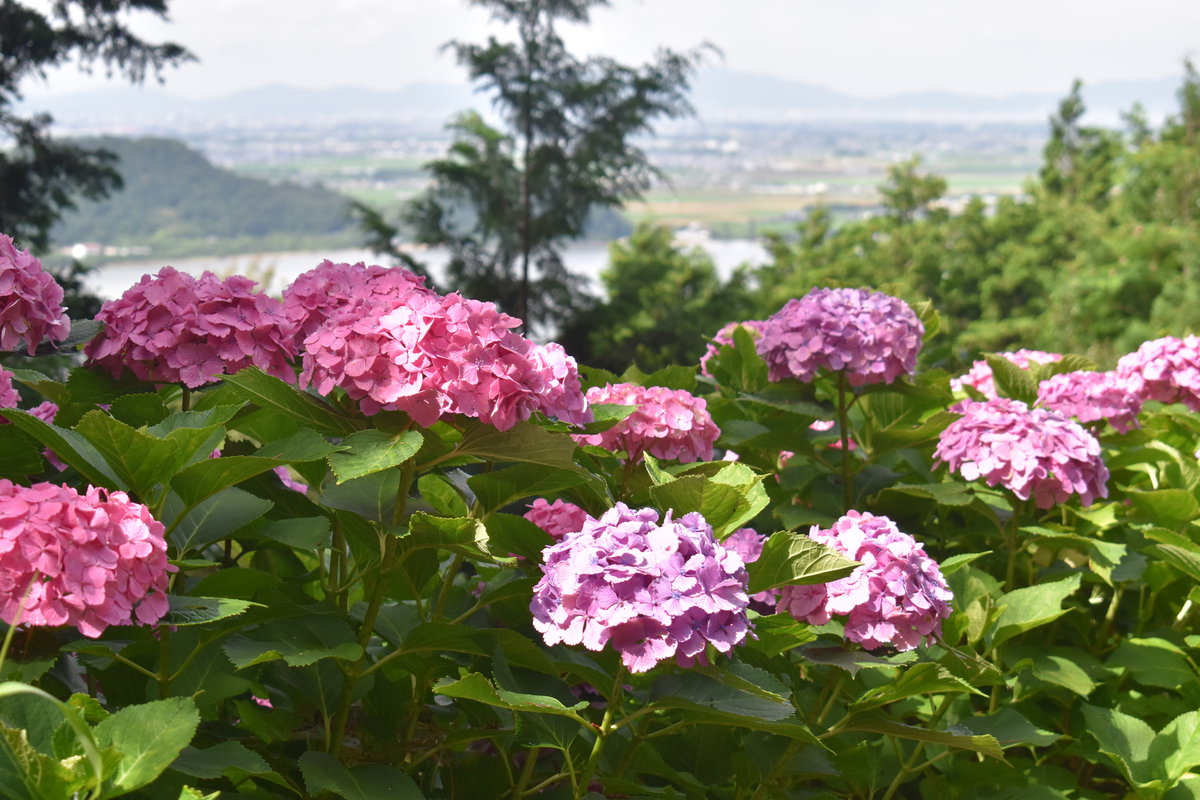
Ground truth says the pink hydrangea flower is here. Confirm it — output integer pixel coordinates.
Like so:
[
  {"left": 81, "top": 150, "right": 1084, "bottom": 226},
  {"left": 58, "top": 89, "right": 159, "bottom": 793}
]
[
  {"left": 530, "top": 503, "right": 751, "bottom": 673},
  {"left": 934, "top": 397, "right": 1109, "bottom": 508},
  {"left": 0, "top": 367, "right": 19, "bottom": 411},
  {"left": 301, "top": 290, "right": 590, "bottom": 430},
  {"left": 27, "top": 401, "right": 66, "bottom": 472},
  {"left": 281, "top": 259, "right": 432, "bottom": 350},
  {"left": 757, "top": 288, "right": 923, "bottom": 386},
  {"left": 950, "top": 349, "right": 1063, "bottom": 399},
  {"left": 85, "top": 267, "right": 296, "bottom": 388},
  {"left": 700, "top": 319, "right": 767, "bottom": 378},
  {"left": 273, "top": 466, "right": 308, "bottom": 494},
  {"left": 1036, "top": 370, "right": 1143, "bottom": 433},
  {"left": 0, "top": 235, "right": 70, "bottom": 355},
  {"left": 573, "top": 383, "right": 719, "bottom": 463},
  {"left": 0, "top": 480, "right": 174, "bottom": 638},
  {"left": 524, "top": 498, "right": 590, "bottom": 540},
  {"left": 777, "top": 511, "right": 953, "bottom": 651},
  {"left": 1117, "top": 336, "right": 1200, "bottom": 411}
]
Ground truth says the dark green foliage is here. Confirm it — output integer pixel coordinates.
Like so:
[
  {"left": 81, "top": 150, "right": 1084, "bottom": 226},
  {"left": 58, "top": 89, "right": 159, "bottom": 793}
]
[
  {"left": 0, "top": 0, "right": 192, "bottom": 251},
  {"left": 559, "top": 222, "right": 754, "bottom": 372}
]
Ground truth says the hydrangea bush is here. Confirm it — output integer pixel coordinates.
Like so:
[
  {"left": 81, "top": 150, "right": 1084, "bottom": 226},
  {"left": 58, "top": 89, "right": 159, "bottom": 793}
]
[{"left": 1, "top": 258, "right": 1198, "bottom": 799}]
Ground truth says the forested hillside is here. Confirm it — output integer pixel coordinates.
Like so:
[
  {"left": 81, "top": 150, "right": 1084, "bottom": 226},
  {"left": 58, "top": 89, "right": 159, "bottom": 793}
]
[{"left": 51, "top": 136, "right": 355, "bottom": 255}]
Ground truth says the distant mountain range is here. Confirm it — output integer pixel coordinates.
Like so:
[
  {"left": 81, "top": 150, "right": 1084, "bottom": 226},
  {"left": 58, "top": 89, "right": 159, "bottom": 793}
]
[{"left": 18, "top": 68, "right": 1185, "bottom": 128}]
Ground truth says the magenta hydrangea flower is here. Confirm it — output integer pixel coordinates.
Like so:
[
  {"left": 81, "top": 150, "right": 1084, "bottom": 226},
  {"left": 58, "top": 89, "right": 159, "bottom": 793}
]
[
  {"left": 281, "top": 259, "right": 433, "bottom": 350},
  {"left": 757, "top": 287, "right": 923, "bottom": 386},
  {"left": 572, "top": 383, "right": 719, "bottom": 463},
  {"left": 934, "top": 397, "right": 1109, "bottom": 508},
  {"left": 85, "top": 267, "right": 296, "bottom": 388},
  {"left": 301, "top": 289, "right": 590, "bottom": 430},
  {"left": 699, "top": 319, "right": 767, "bottom": 378},
  {"left": 524, "top": 498, "right": 590, "bottom": 540},
  {"left": 0, "top": 235, "right": 70, "bottom": 356},
  {"left": 1116, "top": 336, "right": 1200, "bottom": 411},
  {"left": 1036, "top": 370, "right": 1143, "bottom": 433},
  {"left": 777, "top": 511, "right": 953, "bottom": 651},
  {"left": 530, "top": 503, "right": 751, "bottom": 673},
  {"left": 950, "top": 349, "right": 1063, "bottom": 399},
  {"left": 0, "top": 480, "right": 174, "bottom": 638}
]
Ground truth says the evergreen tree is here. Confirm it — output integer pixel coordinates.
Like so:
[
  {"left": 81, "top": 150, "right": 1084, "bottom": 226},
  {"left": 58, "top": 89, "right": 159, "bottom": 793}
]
[
  {"left": 0, "top": 0, "right": 191, "bottom": 251},
  {"left": 387, "top": 0, "right": 707, "bottom": 329}
]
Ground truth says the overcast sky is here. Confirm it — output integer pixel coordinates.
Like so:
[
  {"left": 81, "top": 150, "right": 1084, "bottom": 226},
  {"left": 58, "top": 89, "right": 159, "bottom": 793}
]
[{"left": 19, "top": 0, "right": 1200, "bottom": 100}]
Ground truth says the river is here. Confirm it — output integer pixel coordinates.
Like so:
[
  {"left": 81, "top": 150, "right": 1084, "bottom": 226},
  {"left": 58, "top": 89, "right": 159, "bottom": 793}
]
[{"left": 87, "top": 238, "right": 770, "bottom": 300}]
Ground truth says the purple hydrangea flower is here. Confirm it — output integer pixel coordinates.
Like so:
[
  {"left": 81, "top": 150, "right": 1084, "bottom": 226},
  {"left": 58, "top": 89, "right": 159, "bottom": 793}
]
[
  {"left": 777, "top": 511, "right": 953, "bottom": 651},
  {"left": 0, "top": 235, "right": 70, "bottom": 356},
  {"left": 1116, "top": 335, "right": 1200, "bottom": 411},
  {"left": 530, "top": 503, "right": 751, "bottom": 673},
  {"left": 757, "top": 288, "right": 923, "bottom": 386},
  {"left": 1036, "top": 370, "right": 1143, "bottom": 433},
  {"left": 934, "top": 397, "right": 1109, "bottom": 508},
  {"left": 0, "top": 367, "right": 19, "bottom": 412}
]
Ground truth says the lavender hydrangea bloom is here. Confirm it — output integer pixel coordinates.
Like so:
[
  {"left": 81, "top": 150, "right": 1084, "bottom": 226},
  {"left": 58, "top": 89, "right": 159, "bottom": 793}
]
[
  {"left": 1116, "top": 335, "right": 1200, "bottom": 411},
  {"left": 776, "top": 511, "right": 953, "bottom": 651},
  {"left": 1036, "top": 370, "right": 1143, "bottom": 433},
  {"left": 756, "top": 288, "right": 923, "bottom": 386},
  {"left": 935, "top": 397, "right": 1109, "bottom": 508},
  {"left": 530, "top": 503, "right": 751, "bottom": 673}
]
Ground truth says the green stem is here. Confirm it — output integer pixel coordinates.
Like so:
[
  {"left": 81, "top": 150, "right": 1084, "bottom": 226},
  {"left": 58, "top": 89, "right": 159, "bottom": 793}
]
[
  {"left": 812, "top": 670, "right": 846, "bottom": 728},
  {"left": 511, "top": 746, "right": 541, "bottom": 799},
  {"left": 575, "top": 666, "right": 627, "bottom": 799},
  {"left": 1002, "top": 498, "right": 1030, "bottom": 592},
  {"left": 329, "top": 463, "right": 417, "bottom": 756},
  {"left": 836, "top": 373, "right": 853, "bottom": 511},
  {"left": 157, "top": 625, "right": 172, "bottom": 698},
  {"left": 879, "top": 694, "right": 955, "bottom": 800},
  {"left": 180, "top": 387, "right": 191, "bottom": 412},
  {"left": 431, "top": 555, "right": 464, "bottom": 621}
]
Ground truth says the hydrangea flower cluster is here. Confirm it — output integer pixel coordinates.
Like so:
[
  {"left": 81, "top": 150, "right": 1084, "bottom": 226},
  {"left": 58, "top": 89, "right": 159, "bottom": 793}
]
[
  {"left": 301, "top": 287, "right": 590, "bottom": 430},
  {"left": 1116, "top": 335, "right": 1200, "bottom": 411},
  {"left": 0, "top": 235, "right": 69, "bottom": 355},
  {"left": 572, "top": 383, "right": 719, "bottom": 463},
  {"left": 757, "top": 288, "right": 923, "bottom": 386},
  {"left": 934, "top": 397, "right": 1109, "bottom": 508},
  {"left": 530, "top": 503, "right": 750, "bottom": 673},
  {"left": 281, "top": 259, "right": 432, "bottom": 350},
  {"left": 0, "top": 480, "right": 174, "bottom": 638},
  {"left": 950, "top": 349, "right": 1063, "bottom": 399},
  {"left": 699, "top": 319, "right": 766, "bottom": 377},
  {"left": 524, "top": 498, "right": 590, "bottom": 540},
  {"left": 1036, "top": 370, "right": 1143, "bottom": 433},
  {"left": 776, "top": 511, "right": 953, "bottom": 651},
  {"left": 85, "top": 267, "right": 295, "bottom": 388}
]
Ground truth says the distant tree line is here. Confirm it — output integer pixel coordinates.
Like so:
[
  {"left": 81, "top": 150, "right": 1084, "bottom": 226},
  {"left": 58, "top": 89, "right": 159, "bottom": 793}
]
[{"left": 565, "top": 67, "right": 1200, "bottom": 373}]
